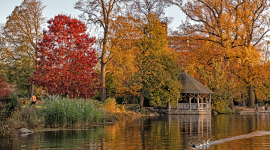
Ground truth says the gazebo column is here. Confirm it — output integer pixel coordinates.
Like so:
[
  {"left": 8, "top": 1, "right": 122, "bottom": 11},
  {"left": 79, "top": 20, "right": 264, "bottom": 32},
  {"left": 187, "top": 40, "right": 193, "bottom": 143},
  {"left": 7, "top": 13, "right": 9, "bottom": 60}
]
[
  {"left": 189, "top": 94, "right": 191, "bottom": 110},
  {"left": 197, "top": 95, "right": 199, "bottom": 110},
  {"left": 209, "top": 94, "right": 212, "bottom": 110}
]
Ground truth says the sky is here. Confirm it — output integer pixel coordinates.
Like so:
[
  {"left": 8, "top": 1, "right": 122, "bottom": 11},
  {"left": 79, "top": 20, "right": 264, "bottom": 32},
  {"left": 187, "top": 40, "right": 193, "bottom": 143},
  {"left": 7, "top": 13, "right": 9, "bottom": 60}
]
[{"left": 0, "top": 0, "right": 186, "bottom": 31}]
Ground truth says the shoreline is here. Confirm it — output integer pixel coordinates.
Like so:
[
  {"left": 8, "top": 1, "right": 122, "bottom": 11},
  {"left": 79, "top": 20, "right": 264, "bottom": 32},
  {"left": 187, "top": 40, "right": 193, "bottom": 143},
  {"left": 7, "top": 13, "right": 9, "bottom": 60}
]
[
  {"left": 238, "top": 111, "right": 270, "bottom": 115},
  {"left": 0, "top": 109, "right": 146, "bottom": 138},
  {"left": 235, "top": 105, "right": 270, "bottom": 115}
]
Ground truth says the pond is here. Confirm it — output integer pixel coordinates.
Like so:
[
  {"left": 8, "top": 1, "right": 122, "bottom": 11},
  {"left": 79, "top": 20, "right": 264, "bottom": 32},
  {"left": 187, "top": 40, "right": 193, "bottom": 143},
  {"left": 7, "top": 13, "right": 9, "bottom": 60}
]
[{"left": 1, "top": 114, "right": 270, "bottom": 150}]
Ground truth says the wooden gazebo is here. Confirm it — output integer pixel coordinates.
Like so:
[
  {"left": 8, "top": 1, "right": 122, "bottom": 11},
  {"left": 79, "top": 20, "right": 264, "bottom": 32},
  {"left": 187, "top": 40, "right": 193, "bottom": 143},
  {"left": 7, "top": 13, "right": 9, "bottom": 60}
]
[{"left": 167, "top": 71, "right": 214, "bottom": 115}]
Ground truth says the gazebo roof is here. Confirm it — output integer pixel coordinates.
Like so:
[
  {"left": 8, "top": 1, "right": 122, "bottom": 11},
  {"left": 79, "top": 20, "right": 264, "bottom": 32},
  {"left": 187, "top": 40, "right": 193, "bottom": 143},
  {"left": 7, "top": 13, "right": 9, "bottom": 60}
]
[{"left": 178, "top": 71, "right": 214, "bottom": 94}]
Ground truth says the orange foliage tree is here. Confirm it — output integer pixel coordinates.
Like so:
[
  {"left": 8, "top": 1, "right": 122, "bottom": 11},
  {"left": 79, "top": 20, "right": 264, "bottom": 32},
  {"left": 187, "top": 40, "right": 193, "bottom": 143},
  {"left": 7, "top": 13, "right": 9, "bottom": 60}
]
[
  {"left": 226, "top": 47, "right": 265, "bottom": 106},
  {"left": 105, "top": 15, "right": 141, "bottom": 103},
  {"left": 169, "top": 0, "right": 270, "bottom": 107}
]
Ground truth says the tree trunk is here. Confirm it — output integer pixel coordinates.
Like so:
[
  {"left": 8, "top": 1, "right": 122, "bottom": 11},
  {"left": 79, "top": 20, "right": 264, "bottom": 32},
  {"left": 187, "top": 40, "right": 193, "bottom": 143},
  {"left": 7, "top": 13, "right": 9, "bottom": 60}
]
[
  {"left": 229, "top": 98, "right": 236, "bottom": 111},
  {"left": 254, "top": 90, "right": 258, "bottom": 104},
  {"left": 31, "top": 84, "right": 34, "bottom": 97},
  {"left": 100, "top": 61, "right": 106, "bottom": 102},
  {"left": 247, "top": 85, "right": 255, "bottom": 108},
  {"left": 28, "top": 84, "right": 34, "bottom": 99},
  {"left": 28, "top": 85, "right": 31, "bottom": 98},
  {"left": 140, "top": 89, "right": 144, "bottom": 109},
  {"left": 100, "top": 27, "right": 108, "bottom": 102},
  {"left": 132, "top": 95, "right": 135, "bottom": 104}
]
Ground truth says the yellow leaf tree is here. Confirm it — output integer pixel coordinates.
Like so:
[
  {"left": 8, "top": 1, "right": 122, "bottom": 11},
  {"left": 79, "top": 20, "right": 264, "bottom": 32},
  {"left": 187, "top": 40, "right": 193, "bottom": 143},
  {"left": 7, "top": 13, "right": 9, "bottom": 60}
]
[
  {"left": 0, "top": 0, "right": 45, "bottom": 98},
  {"left": 106, "top": 15, "right": 141, "bottom": 103},
  {"left": 169, "top": 0, "right": 270, "bottom": 107}
]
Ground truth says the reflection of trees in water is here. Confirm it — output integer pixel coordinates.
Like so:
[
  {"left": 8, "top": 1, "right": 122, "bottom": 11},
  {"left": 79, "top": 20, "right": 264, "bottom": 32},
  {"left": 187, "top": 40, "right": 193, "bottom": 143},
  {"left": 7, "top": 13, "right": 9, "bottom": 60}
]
[
  {"left": 0, "top": 138, "right": 15, "bottom": 150},
  {"left": 0, "top": 128, "right": 105, "bottom": 150},
  {"left": 3, "top": 114, "right": 270, "bottom": 149},
  {"left": 212, "top": 114, "right": 270, "bottom": 150},
  {"left": 42, "top": 128, "right": 105, "bottom": 149},
  {"left": 168, "top": 115, "right": 211, "bottom": 149},
  {"left": 107, "top": 118, "right": 143, "bottom": 149},
  {"left": 134, "top": 115, "right": 212, "bottom": 149}
]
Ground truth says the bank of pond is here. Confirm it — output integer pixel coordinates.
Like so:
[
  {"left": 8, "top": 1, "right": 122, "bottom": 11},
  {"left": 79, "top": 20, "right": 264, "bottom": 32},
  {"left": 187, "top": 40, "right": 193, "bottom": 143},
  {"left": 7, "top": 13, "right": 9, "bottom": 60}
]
[{"left": 0, "top": 96, "right": 140, "bottom": 138}]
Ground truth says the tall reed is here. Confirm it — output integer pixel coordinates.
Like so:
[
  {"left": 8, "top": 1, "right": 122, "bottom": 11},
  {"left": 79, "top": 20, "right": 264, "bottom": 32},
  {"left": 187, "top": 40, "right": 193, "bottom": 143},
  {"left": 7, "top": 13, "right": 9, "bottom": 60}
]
[{"left": 41, "top": 97, "right": 106, "bottom": 127}]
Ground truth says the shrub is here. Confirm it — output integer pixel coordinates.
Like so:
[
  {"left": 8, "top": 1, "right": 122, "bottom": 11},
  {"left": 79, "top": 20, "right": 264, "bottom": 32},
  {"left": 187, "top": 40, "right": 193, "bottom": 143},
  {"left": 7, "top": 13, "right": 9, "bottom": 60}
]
[
  {"left": 0, "top": 125, "right": 17, "bottom": 138},
  {"left": 0, "top": 76, "right": 11, "bottom": 99},
  {"left": 21, "top": 97, "right": 30, "bottom": 104},
  {"left": 1, "top": 94, "right": 19, "bottom": 118},
  {"left": 8, "top": 105, "right": 44, "bottom": 129},
  {"left": 103, "top": 98, "right": 117, "bottom": 113},
  {"left": 103, "top": 97, "right": 126, "bottom": 113},
  {"left": 140, "top": 107, "right": 146, "bottom": 114}
]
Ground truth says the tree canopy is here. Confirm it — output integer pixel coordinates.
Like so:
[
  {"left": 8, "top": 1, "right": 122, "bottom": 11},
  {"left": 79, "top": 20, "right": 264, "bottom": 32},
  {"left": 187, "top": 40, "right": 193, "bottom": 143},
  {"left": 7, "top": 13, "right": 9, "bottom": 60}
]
[
  {"left": 168, "top": 0, "right": 270, "bottom": 108},
  {"left": 0, "top": 0, "right": 45, "bottom": 98},
  {"left": 134, "top": 15, "right": 181, "bottom": 108},
  {"left": 30, "top": 15, "right": 101, "bottom": 98}
]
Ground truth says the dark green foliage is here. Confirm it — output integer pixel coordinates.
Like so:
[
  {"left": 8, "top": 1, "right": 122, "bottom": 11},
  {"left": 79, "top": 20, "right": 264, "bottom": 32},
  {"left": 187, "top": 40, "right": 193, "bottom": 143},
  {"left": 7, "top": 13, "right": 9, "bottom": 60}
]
[
  {"left": 134, "top": 16, "right": 182, "bottom": 107},
  {"left": 0, "top": 125, "right": 17, "bottom": 138},
  {"left": 199, "top": 61, "right": 235, "bottom": 113},
  {"left": 1, "top": 94, "right": 19, "bottom": 117}
]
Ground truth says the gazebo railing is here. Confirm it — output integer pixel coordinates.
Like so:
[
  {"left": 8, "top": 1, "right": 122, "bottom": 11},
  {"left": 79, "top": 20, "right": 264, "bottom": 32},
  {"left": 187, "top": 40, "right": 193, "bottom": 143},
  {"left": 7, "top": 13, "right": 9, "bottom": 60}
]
[
  {"left": 199, "top": 103, "right": 211, "bottom": 110},
  {"left": 178, "top": 103, "right": 189, "bottom": 109},
  {"left": 177, "top": 103, "right": 210, "bottom": 110}
]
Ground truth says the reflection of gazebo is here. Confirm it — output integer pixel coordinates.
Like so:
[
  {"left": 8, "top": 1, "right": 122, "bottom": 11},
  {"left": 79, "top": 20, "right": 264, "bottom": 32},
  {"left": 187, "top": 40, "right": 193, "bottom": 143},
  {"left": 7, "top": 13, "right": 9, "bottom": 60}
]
[{"left": 167, "top": 71, "right": 214, "bottom": 115}]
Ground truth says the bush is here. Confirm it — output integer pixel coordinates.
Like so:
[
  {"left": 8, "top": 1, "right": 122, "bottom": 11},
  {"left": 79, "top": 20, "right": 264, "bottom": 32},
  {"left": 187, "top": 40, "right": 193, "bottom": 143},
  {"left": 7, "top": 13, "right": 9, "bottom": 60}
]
[
  {"left": 21, "top": 97, "right": 30, "bottom": 104},
  {"left": 103, "top": 97, "right": 126, "bottom": 113},
  {"left": 103, "top": 98, "right": 117, "bottom": 113},
  {"left": 41, "top": 97, "right": 107, "bottom": 127},
  {"left": 140, "top": 107, "right": 146, "bottom": 114},
  {"left": 1, "top": 94, "right": 19, "bottom": 118},
  {"left": 8, "top": 105, "right": 44, "bottom": 129},
  {"left": 0, "top": 125, "right": 17, "bottom": 138}
]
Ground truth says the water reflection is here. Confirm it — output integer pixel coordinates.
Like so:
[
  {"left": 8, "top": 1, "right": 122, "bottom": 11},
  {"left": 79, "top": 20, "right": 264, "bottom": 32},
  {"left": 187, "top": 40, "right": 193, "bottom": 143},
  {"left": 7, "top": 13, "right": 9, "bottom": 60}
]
[{"left": 1, "top": 114, "right": 270, "bottom": 150}]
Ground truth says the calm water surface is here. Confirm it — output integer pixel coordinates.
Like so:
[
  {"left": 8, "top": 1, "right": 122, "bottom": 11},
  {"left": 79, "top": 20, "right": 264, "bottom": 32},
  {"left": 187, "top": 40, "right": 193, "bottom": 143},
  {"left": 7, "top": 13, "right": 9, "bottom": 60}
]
[{"left": 1, "top": 114, "right": 270, "bottom": 150}]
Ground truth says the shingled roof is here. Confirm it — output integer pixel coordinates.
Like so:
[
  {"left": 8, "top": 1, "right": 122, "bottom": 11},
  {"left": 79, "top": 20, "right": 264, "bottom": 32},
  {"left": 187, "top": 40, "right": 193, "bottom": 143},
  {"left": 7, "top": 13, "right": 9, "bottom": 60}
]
[{"left": 178, "top": 71, "right": 214, "bottom": 94}]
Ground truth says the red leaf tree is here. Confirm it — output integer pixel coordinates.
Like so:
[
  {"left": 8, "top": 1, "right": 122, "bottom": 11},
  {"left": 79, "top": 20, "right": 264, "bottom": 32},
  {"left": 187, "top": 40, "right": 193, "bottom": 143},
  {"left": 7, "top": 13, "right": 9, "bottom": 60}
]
[
  {"left": 0, "top": 76, "right": 11, "bottom": 100},
  {"left": 30, "top": 15, "right": 101, "bottom": 98}
]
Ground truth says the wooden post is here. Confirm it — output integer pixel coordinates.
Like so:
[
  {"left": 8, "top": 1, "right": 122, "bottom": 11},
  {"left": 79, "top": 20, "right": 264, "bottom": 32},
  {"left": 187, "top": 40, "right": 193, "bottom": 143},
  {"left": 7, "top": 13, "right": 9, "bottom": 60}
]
[
  {"left": 189, "top": 94, "right": 191, "bottom": 110},
  {"left": 190, "top": 116, "right": 192, "bottom": 134},
  {"left": 197, "top": 95, "right": 199, "bottom": 110},
  {"left": 209, "top": 94, "right": 212, "bottom": 110},
  {"left": 209, "top": 94, "right": 211, "bottom": 104},
  {"left": 208, "top": 94, "right": 211, "bottom": 114}
]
